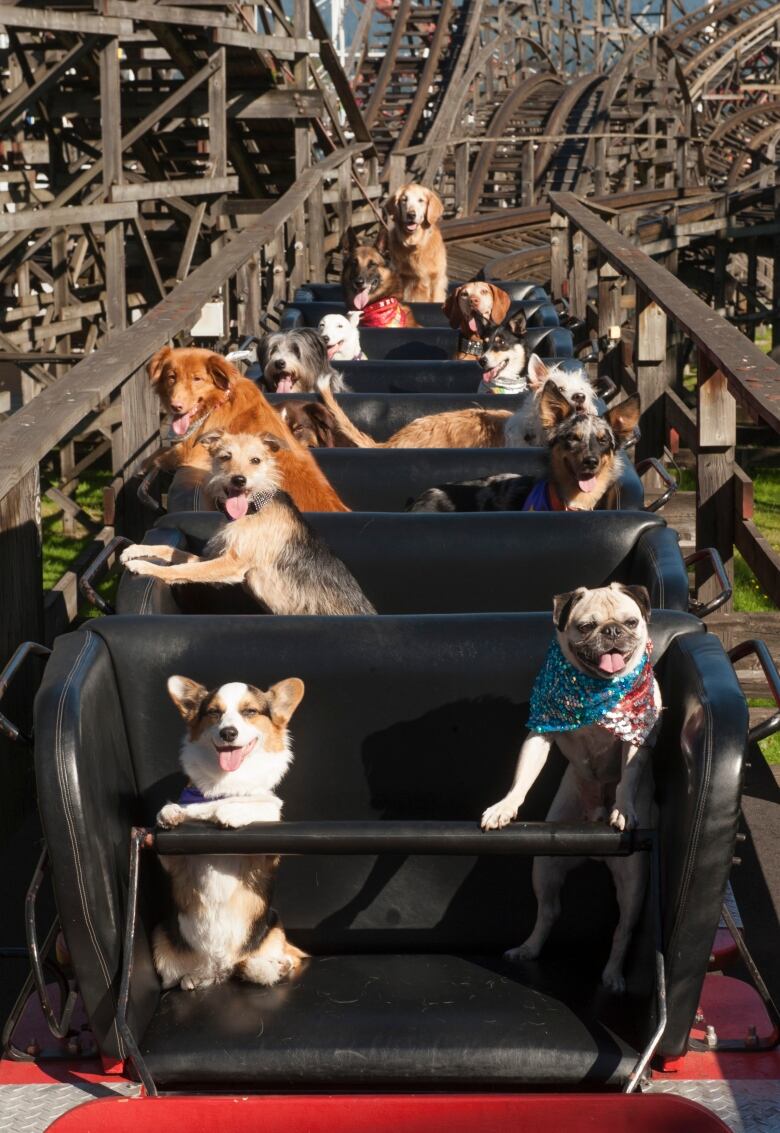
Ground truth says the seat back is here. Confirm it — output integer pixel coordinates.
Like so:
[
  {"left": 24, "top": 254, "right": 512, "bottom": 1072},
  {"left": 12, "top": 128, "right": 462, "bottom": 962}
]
[
  {"left": 294, "top": 280, "right": 550, "bottom": 303},
  {"left": 34, "top": 611, "right": 743, "bottom": 1064},
  {"left": 281, "top": 299, "right": 559, "bottom": 330},
  {"left": 333, "top": 356, "right": 583, "bottom": 393},
  {"left": 116, "top": 511, "right": 689, "bottom": 616}
]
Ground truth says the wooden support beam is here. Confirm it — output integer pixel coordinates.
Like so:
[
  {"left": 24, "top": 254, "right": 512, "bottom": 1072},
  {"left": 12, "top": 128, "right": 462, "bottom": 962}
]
[
  {"left": 102, "top": 1, "right": 240, "bottom": 28},
  {"left": 0, "top": 5, "right": 132, "bottom": 35},
  {"left": 0, "top": 39, "right": 98, "bottom": 134},
  {"left": 109, "top": 176, "right": 237, "bottom": 202},
  {"left": 696, "top": 350, "right": 736, "bottom": 610},
  {"left": 0, "top": 201, "right": 137, "bottom": 233},
  {"left": 112, "top": 367, "right": 161, "bottom": 541},
  {"left": 99, "top": 38, "right": 127, "bottom": 338},
  {"left": 550, "top": 211, "right": 569, "bottom": 303},
  {"left": 568, "top": 228, "right": 588, "bottom": 321},
  {"left": 212, "top": 27, "right": 319, "bottom": 58},
  {"left": 307, "top": 179, "right": 325, "bottom": 281},
  {"left": 633, "top": 289, "right": 667, "bottom": 466}
]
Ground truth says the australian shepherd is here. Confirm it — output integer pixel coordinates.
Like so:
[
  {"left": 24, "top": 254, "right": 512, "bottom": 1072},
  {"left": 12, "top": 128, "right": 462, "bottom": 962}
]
[{"left": 152, "top": 674, "right": 306, "bottom": 990}]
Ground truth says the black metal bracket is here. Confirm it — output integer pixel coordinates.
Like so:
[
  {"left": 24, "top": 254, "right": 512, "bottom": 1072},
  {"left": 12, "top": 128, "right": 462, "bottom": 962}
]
[
  {"left": 624, "top": 840, "right": 666, "bottom": 1092},
  {"left": 728, "top": 639, "right": 780, "bottom": 743},
  {"left": 137, "top": 466, "right": 165, "bottom": 514},
  {"left": 26, "top": 850, "right": 78, "bottom": 1041},
  {"left": 685, "top": 548, "right": 733, "bottom": 618},
  {"left": 0, "top": 641, "right": 51, "bottom": 744},
  {"left": 636, "top": 457, "right": 678, "bottom": 513},
  {"left": 79, "top": 537, "right": 133, "bottom": 615}
]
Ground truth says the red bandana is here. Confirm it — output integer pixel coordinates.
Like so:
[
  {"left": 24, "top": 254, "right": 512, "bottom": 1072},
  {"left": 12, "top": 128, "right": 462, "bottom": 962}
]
[{"left": 358, "top": 297, "right": 411, "bottom": 329}]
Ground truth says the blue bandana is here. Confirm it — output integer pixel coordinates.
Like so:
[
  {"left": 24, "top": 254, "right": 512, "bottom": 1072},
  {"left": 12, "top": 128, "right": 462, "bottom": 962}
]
[
  {"left": 522, "top": 480, "right": 565, "bottom": 512},
  {"left": 527, "top": 638, "right": 658, "bottom": 745},
  {"left": 178, "top": 784, "right": 226, "bottom": 805}
]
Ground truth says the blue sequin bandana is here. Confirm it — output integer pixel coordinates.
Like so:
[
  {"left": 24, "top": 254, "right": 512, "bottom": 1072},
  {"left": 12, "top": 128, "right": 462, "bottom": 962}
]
[{"left": 527, "top": 638, "right": 659, "bottom": 745}]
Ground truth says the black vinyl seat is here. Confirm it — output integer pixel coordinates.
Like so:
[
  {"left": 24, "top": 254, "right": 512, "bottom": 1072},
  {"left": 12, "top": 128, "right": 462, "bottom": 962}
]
[
  {"left": 294, "top": 280, "right": 550, "bottom": 303},
  {"left": 281, "top": 298, "right": 560, "bottom": 330},
  {"left": 170, "top": 447, "right": 644, "bottom": 514},
  {"left": 34, "top": 611, "right": 745, "bottom": 1088},
  {"left": 257, "top": 325, "right": 572, "bottom": 362},
  {"left": 116, "top": 511, "right": 688, "bottom": 617},
  {"left": 331, "top": 356, "right": 583, "bottom": 394}
]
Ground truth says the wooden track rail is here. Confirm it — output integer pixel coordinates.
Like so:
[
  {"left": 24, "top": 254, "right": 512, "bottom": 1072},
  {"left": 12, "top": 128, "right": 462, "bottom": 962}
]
[{"left": 550, "top": 190, "right": 780, "bottom": 612}]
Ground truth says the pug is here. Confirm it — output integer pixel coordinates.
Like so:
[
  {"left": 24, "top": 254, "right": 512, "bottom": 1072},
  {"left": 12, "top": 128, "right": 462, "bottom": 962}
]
[{"left": 481, "top": 583, "right": 661, "bottom": 992}]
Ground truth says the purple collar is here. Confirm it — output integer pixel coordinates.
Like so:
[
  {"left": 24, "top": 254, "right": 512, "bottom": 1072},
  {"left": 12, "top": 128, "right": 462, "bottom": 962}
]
[{"left": 178, "top": 783, "right": 226, "bottom": 805}]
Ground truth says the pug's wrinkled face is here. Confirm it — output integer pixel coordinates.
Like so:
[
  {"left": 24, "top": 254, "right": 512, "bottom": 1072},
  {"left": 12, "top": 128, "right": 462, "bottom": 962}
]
[{"left": 553, "top": 582, "right": 650, "bottom": 679}]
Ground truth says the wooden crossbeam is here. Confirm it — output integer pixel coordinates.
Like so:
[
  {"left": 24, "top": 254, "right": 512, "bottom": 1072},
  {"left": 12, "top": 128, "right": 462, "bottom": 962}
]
[
  {"left": 213, "top": 27, "right": 320, "bottom": 57},
  {"left": 0, "top": 201, "right": 137, "bottom": 234},
  {"left": 109, "top": 176, "right": 238, "bottom": 202},
  {"left": 0, "top": 5, "right": 132, "bottom": 35},
  {"left": 102, "top": 0, "right": 241, "bottom": 28},
  {"left": 0, "top": 39, "right": 98, "bottom": 134}
]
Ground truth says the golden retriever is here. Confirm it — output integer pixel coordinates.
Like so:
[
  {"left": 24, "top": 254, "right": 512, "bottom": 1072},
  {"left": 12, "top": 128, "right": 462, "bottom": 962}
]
[{"left": 386, "top": 183, "right": 448, "bottom": 302}]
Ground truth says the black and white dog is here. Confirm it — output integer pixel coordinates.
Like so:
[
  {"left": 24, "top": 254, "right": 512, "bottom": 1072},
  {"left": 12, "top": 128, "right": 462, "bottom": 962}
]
[{"left": 257, "top": 328, "right": 350, "bottom": 394}]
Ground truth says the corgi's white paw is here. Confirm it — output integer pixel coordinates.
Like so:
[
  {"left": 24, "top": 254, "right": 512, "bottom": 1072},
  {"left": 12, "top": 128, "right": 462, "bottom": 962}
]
[
  {"left": 481, "top": 800, "right": 518, "bottom": 831},
  {"left": 157, "top": 803, "right": 186, "bottom": 828}
]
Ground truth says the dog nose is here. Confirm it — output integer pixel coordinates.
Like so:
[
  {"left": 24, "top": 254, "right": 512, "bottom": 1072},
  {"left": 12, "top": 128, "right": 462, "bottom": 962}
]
[
  {"left": 581, "top": 456, "right": 599, "bottom": 471},
  {"left": 601, "top": 624, "right": 623, "bottom": 640},
  {"left": 231, "top": 475, "right": 246, "bottom": 488},
  {"left": 572, "top": 392, "right": 586, "bottom": 405},
  {"left": 273, "top": 358, "right": 286, "bottom": 370},
  {"left": 478, "top": 355, "right": 488, "bottom": 368},
  {"left": 170, "top": 400, "right": 183, "bottom": 412},
  {"left": 219, "top": 726, "right": 238, "bottom": 743}
]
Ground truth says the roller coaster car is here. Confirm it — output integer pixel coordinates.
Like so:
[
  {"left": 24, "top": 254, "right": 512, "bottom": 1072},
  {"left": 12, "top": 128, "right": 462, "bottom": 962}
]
[
  {"left": 112, "top": 511, "right": 693, "bottom": 618},
  {"left": 330, "top": 356, "right": 584, "bottom": 393},
  {"left": 29, "top": 611, "right": 745, "bottom": 1102},
  {"left": 293, "top": 279, "right": 551, "bottom": 304},
  {"left": 281, "top": 298, "right": 561, "bottom": 330}
]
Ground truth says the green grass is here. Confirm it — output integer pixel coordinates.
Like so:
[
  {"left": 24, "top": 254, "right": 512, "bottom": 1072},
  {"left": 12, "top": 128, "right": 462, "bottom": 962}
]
[
  {"left": 42, "top": 460, "right": 117, "bottom": 617},
  {"left": 749, "top": 698, "right": 780, "bottom": 764}
]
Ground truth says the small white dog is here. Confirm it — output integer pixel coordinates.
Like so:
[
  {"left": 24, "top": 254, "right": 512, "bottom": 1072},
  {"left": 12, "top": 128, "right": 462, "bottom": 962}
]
[
  {"left": 482, "top": 583, "right": 660, "bottom": 992},
  {"left": 152, "top": 675, "right": 307, "bottom": 991},
  {"left": 318, "top": 312, "right": 365, "bottom": 362}
]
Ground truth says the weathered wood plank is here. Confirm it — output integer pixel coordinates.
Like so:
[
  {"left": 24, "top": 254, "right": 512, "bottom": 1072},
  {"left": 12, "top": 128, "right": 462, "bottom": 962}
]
[
  {"left": 109, "top": 176, "right": 237, "bottom": 202},
  {"left": 213, "top": 27, "right": 319, "bottom": 56},
  {"left": 0, "top": 5, "right": 132, "bottom": 35},
  {"left": 100, "top": 38, "right": 127, "bottom": 339},
  {"left": 697, "top": 350, "right": 736, "bottom": 611},
  {"left": 634, "top": 289, "right": 667, "bottom": 466},
  {"left": 102, "top": 1, "right": 240, "bottom": 28},
  {"left": 44, "top": 526, "right": 114, "bottom": 643},
  {"left": 0, "top": 201, "right": 137, "bottom": 233}
]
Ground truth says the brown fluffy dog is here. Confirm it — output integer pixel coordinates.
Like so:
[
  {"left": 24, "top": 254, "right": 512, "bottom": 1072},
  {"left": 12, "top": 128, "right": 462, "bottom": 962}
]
[
  {"left": 146, "top": 346, "right": 348, "bottom": 512},
  {"left": 277, "top": 401, "right": 357, "bottom": 448},
  {"left": 443, "top": 282, "right": 511, "bottom": 360},
  {"left": 121, "top": 431, "right": 374, "bottom": 614},
  {"left": 386, "top": 183, "right": 448, "bottom": 302},
  {"left": 341, "top": 227, "right": 418, "bottom": 328}
]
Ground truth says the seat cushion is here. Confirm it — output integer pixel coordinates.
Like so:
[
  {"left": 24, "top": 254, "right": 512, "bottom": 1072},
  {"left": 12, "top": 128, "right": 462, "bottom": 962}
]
[{"left": 140, "top": 953, "right": 638, "bottom": 1088}]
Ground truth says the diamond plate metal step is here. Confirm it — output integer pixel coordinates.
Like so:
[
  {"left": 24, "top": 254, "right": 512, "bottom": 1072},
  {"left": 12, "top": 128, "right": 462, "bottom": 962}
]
[
  {"left": 647, "top": 1080, "right": 780, "bottom": 1133},
  {"left": 0, "top": 1081, "right": 140, "bottom": 1133}
]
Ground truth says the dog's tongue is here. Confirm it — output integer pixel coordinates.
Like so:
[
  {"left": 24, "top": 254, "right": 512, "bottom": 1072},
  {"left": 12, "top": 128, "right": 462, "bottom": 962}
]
[
  {"left": 171, "top": 408, "right": 196, "bottom": 436},
  {"left": 578, "top": 476, "right": 598, "bottom": 493},
  {"left": 352, "top": 289, "right": 370, "bottom": 311},
  {"left": 598, "top": 651, "right": 626, "bottom": 674},
  {"left": 224, "top": 493, "right": 249, "bottom": 520},
  {"left": 276, "top": 375, "right": 295, "bottom": 393},
  {"left": 326, "top": 344, "right": 339, "bottom": 360},
  {"left": 217, "top": 741, "right": 253, "bottom": 772},
  {"left": 468, "top": 316, "right": 479, "bottom": 333}
]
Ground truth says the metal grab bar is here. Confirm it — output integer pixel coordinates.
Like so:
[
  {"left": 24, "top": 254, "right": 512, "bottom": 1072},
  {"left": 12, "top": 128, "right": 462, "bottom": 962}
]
[
  {"left": 636, "top": 457, "right": 678, "bottom": 513},
  {"left": 0, "top": 641, "right": 51, "bottom": 744},
  {"left": 26, "top": 851, "right": 79, "bottom": 1041},
  {"left": 728, "top": 639, "right": 780, "bottom": 743},
  {"left": 78, "top": 536, "right": 133, "bottom": 615},
  {"left": 137, "top": 466, "right": 165, "bottom": 513},
  {"left": 685, "top": 548, "right": 733, "bottom": 618}
]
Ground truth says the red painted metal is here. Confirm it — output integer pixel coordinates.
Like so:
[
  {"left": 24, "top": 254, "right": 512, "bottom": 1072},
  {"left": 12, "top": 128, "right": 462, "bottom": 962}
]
[
  {"left": 709, "top": 927, "right": 738, "bottom": 969},
  {"left": 691, "top": 974, "right": 779, "bottom": 1048},
  {"left": 657, "top": 1049, "right": 780, "bottom": 1080},
  {"left": 46, "top": 1093, "right": 731, "bottom": 1132}
]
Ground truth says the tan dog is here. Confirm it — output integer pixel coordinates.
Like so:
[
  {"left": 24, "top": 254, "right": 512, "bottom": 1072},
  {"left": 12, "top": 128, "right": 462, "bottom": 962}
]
[
  {"left": 386, "top": 183, "right": 448, "bottom": 302},
  {"left": 146, "top": 346, "right": 348, "bottom": 513},
  {"left": 121, "top": 431, "right": 374, "bottom": 614},
  {"left": 443, "top": 282, "right": 511, "bottom": 361},
  {"left": 482, "top": 583, "right": 660, "bottom": 993},
  {"left": 341, "top": 227, "right": 418, "bottom": 328},
  {"left": 153, "top": 675, "right": 306, "bottom": 990},
  {"left": 315, "top": 357, "right": 598, "bottom": 452}
]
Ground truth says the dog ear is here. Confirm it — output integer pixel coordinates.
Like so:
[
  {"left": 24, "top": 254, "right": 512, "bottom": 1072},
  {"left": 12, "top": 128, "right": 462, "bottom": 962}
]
[
  {"left": 199, "top": 428, "right": 225, "bottom": 453},
  {"left": 375, "top": 226, "right": 390, "bottom": 257},
  {"left": 267, "top": 677, "right": 305, "bottom": 726},
  {"left": 261, "top": 431, "right": 289, "bottom": 454},
  {"left": 148, "top": 345, "right": 173, "bottom": 385},
  {"left": 553, "top": 588, "right": 585, "bottom": 631},
  {"left": 306, "top": 403, "right": 338, "bottom": 447},
  {"left": 442, "top": 286, "right": 464, "bottom": 329},
  {"left": 616, "top": 583, "right": 651, "bottom": 623},
  {"left": 347, "top": 310, "right": 361, "bottom": 328},
  {"left": 488, "top": 286, "right": 511, "bottom": 325},
  {"left": 606, "top": 393, "right": 641, "bottom": 447},
  {"left": 508, "top": 309, "right": 527, "bottom": 338},
  {"left": 526, "top": 354, "right": 549, "bottom": 391},
  {"left": 424, "top": 188, "right": 444, "bottom": 225},
  {"left": 341, "top": 226, "right": 358, "bottom": 255},
  {"left": 206, "top": 352, "right": 238, "bottom": 391},
  {"left": 538, "top": 379, "right": 574, "bottom": 429},
  {"left": 167, "top": 675, "right": 209, "bottom": 720},
  {"left": 385, "top": 187, "right": 403, "bottom": 223}
]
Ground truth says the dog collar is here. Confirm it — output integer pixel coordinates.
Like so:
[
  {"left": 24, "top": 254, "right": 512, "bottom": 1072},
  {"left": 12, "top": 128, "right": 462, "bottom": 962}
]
[
  {"left": 178, "top": 783, "right": 226, "bottom": 805},
  {"left": 521, "top": 480, "right": 568, "bottom": 512},
  {"left": 249, "top": 488, "right": 276, "bottom": 514},
  {"left": 527, "top": 639, "right": 658, "bottom": 745},
  {"left": 459, "top": 336, "right": 484, "bottom": 357},
  {"left": 359, "top": 297, "right": 411, "bottom": 329}
]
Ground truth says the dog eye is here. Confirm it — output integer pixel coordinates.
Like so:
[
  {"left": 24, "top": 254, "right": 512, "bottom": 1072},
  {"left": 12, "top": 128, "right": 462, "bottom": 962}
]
[
  {"left": 577, "top": 621, "right": 596, "bottom": 633},
  {"left": 220, "top": 452, "right": 231, "bottom": 461},
  {"left": 624, "top": 618, "right": 638, "bottom": 629},
  {"left": 241, "top": 707, "right": 258, "bottom": 717},
  {"left": 167, "top": 375, "right": 175, "bottom": 384},
  {"left": 250, "top": 457, "right": 262, "bottom": 465},
  {"left": 207, "top": 707, "right": 221, "bottom": 719}
]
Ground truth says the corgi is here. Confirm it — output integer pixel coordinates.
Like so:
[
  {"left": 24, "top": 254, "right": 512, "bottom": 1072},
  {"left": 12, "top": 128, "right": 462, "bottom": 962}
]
[{"left": 152, "top": 675, "right": 306, "bottom": 991}]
